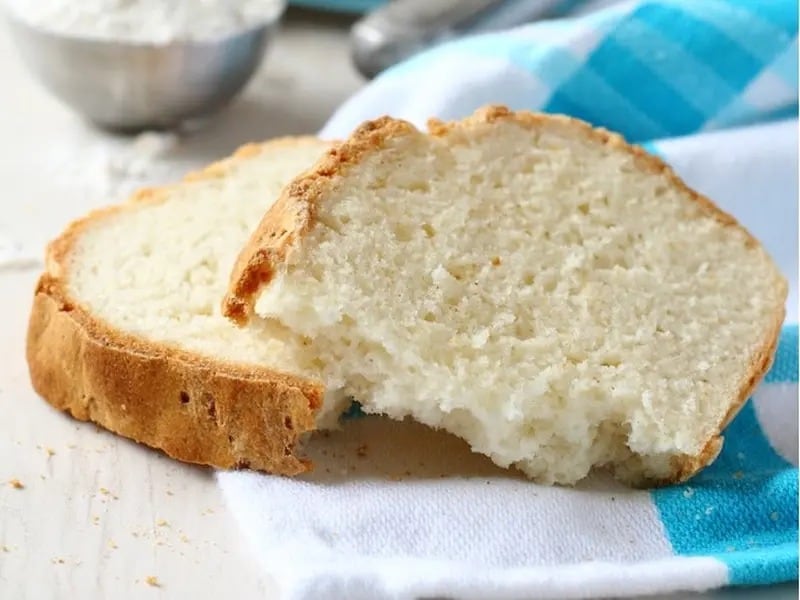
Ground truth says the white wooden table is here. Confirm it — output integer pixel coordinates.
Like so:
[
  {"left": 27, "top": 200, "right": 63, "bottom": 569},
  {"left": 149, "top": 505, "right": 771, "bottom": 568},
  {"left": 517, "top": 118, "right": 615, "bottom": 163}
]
[
  {"left": 0, "top": 10, "right": 363, "bottom": 599},
  {"left": 0, "top": 8, "right": 795, "bottom": 599}
]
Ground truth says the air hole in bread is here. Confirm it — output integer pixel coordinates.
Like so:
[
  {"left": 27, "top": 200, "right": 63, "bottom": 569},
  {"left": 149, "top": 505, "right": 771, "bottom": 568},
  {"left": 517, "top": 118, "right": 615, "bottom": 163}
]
[
  {"left": 404, "top": 181, "right": 430, "bottom": 193},
  {"left": 393, "top": 224, "right": 413, "bottom": 242},
  {"left": 203, "top": 393, "right": 217, "bottom": 420}
]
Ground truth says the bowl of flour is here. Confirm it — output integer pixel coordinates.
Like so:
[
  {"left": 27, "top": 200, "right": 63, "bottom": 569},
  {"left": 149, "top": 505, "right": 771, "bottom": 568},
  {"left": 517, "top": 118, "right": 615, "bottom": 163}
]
[{"left": 4, "top": 0, "right": 286, "bottom": 131}]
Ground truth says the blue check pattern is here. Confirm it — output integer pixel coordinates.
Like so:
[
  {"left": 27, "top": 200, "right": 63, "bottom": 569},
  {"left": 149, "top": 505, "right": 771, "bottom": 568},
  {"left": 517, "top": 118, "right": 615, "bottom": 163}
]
[{"left": 384, "top": 0, "right": 797, "bottom": 142}]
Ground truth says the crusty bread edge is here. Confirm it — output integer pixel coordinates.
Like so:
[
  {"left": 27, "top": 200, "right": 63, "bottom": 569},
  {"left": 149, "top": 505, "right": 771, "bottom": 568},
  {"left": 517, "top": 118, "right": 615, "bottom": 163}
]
[
  {"left": 27, "top": 137, "right": 327, "bottom": 475},
  {"left": 222, "top": 106, "right": 787, "bottom": 486},
  {"left": 223, "top": 116, "right": 418, "bottom": 324}
]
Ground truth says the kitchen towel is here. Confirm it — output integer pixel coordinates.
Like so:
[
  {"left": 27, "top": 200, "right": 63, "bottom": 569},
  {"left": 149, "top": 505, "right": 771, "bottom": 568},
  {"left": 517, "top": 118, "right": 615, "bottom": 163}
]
[{"left": 219, "top": 1, "right": 799, "bottom": 598}]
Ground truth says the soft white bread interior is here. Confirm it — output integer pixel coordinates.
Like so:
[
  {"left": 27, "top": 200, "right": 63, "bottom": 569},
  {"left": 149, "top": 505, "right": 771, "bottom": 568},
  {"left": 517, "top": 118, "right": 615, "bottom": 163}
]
[
  {"left": 224, "top": 107, "right": 786, "bottom": 486},
  {"left": 27, "top": 138, "right": 336, "bottom": 474}
]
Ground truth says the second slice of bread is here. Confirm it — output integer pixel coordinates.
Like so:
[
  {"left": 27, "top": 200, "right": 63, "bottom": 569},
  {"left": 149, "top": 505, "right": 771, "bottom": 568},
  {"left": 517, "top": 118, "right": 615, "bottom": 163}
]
[
  {"left": 27, "top": 138, "right": 335, "bottom": 474},
  {"left": 224, "top": 106, "right": 787, "bottom": 486}
]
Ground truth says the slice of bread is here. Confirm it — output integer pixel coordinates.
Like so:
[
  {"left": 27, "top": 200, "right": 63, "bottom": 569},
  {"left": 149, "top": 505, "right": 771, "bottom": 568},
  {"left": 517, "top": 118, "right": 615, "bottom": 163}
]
[
  {"left": 224, "top": 106, "right": 787, "bottom": 486},
  {"left": 27, "top": 137, "right": 335, "bottom": 475}
]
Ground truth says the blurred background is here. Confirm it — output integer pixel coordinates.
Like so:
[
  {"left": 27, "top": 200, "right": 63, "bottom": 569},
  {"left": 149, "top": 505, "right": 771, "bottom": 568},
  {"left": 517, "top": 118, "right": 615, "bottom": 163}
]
[
  {"left": 0, "top": 1, "right": 367, "bottom": 266},
  {"left": 0, "top": 0, "right": 608, "bottom": 263}
]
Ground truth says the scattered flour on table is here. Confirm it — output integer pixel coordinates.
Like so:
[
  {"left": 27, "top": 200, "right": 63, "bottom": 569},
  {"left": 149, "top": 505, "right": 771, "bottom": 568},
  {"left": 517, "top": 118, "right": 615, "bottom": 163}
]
[
  {"left": 0, "top": 129, "right": 184, "bottom": 272},
  {"left": 107, "top": 131, "right": 181, "bottom": 181},
  {"left": 4, "top": 0, "right": 284, "bottom": 43},
  {"left": 44, "top": 130, "right": 182, "bottom": 200},
  {"left": 0, "top": 235, "right": 41, "bottom": 272}
]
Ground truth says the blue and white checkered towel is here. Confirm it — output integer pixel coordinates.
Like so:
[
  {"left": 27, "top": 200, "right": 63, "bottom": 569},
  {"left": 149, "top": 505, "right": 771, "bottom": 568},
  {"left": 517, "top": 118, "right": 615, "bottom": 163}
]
[{"left": 219, "top": 1, "right": 798, "bottom": 597}]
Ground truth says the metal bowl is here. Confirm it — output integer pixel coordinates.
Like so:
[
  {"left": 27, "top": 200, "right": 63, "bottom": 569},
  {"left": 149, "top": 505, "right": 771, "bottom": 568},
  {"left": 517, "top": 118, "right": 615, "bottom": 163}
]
[{"left": 6, "top": 11, "right": 281, "bottom": 132}]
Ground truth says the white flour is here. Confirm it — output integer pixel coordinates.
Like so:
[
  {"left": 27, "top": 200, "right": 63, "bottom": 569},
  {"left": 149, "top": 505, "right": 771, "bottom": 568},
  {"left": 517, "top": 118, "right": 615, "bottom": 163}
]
[
  {"left": 0, "top": 129, "right": 185, "bottom": 272},
  {"left": 44, "top": 130, "right": 185, "bottom": 201},
  {"left": 0, "top": 235, "right": 41, "bottom": 272},
  {"left": 5, "top": 0, "right": 284, "bottom": 43}
]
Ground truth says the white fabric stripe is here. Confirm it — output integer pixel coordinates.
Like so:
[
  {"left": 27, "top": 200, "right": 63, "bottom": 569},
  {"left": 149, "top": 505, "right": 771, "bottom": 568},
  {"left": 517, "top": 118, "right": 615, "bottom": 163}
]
[
  {"left": 274, "top": 556, "right": 729, "bottom": 600},
  {"left": 321, "top": 56, "right": 550, "bottom": 138},
  {"left": 221, "top": 469, "right": 717, "bottom": 600},
  {"left": 323, "top": 49, "right": 666, "bottom": 142},
  {"left": 753, "top": 382, "right": 799, "bottom": 466},
  {"left": 219, "top": 469, "right": 676, "bottom": 569},
  {"left": 742, "top": 69, "right": 798, "bottom": 109}
]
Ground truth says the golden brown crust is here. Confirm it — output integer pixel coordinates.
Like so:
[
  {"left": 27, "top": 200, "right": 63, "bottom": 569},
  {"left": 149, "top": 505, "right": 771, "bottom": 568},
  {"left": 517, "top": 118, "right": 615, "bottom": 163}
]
[
  {"left": 224, "top": 118, "right": 416, "bottom": 324},
  {"left": 223, "top": 106, "right": 787, "bottom": 486},
  {"left": 27, "top": 137, "right": 327, "bottom": 475},
  {"left": 651, "top": 299, "right": 786, "bottom": 484}
]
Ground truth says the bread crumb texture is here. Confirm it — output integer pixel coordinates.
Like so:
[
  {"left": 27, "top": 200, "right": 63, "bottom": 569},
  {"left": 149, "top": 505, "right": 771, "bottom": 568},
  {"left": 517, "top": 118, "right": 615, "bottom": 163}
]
[
  {"left": 65, "top": 139, "right": 328, "bottom": 382},
  {"left": 234, "top": 107, "right": 786, "bottom": 486},
  {"left": 27, "top": 137, "right": 334, "bottom": 475}
]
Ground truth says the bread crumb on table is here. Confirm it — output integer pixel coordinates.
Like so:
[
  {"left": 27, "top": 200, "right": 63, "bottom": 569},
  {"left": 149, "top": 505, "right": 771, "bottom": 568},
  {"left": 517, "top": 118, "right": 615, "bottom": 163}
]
[
  {"left": 1, "top": 545, "right": 10, "bottom": 552},
  {"left": 356, "top": 444, "right": 368, "bottom": 458},
  {"left": 145, "top": 576, "right": 161, "bottom": 587},
  {"left": 8, "top": 479, "right": 24, "bottom": 489},
  {"left": 98, "top": 487, "right": 119, "bottom": 500},
  {"left": 156, "top": 519, "right": 169, "bottom": 527}
]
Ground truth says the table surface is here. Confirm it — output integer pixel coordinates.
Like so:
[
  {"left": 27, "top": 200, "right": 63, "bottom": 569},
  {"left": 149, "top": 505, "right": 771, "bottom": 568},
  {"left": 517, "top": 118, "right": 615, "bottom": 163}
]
[
  {"left": 0, "top": 8, "right": 796, "bottom": 600},
  {"left": 0, "top": 9, "right": 364, "bottom": 599}
]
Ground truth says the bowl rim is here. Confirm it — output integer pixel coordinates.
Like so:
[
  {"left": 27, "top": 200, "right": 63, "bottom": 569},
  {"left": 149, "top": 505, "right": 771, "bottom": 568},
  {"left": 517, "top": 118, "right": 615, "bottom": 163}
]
[{"left": 3, "top": 3, "right": 285, "bottom": 49}]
